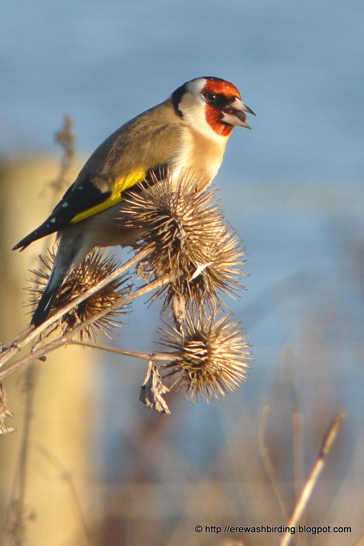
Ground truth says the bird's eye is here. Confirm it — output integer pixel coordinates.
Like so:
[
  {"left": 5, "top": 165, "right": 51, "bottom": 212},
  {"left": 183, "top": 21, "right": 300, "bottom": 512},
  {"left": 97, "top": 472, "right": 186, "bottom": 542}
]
[{"left": 204, "top": 92, "right": 217, "bottom": 104}]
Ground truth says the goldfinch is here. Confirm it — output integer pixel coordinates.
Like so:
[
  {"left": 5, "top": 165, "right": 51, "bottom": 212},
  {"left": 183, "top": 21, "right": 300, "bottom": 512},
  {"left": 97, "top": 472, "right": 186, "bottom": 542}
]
[{"left": 13, "top": 76, "right": 255, "bottom": 326}]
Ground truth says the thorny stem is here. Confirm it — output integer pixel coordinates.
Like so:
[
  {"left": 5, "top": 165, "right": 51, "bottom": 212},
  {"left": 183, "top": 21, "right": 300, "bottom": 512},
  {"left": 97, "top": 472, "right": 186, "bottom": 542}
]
[
  {"left": 69, "top": 339, "right": 176, "bottom": 362},
  {"left": 278, "top": 411, "right": 345, "bottom": 546},
  {"left": 0, "top": 272, "right": 174, "bottom": 382},
  {"left": 0, "top": 247, "right": 152, "bottom": 370}
]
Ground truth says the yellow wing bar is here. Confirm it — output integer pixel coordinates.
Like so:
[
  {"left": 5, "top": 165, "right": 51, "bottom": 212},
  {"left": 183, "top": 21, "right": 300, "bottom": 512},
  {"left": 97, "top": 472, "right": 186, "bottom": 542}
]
[{"left": 71, "top": 168, "right": 146, "bottom": 224}]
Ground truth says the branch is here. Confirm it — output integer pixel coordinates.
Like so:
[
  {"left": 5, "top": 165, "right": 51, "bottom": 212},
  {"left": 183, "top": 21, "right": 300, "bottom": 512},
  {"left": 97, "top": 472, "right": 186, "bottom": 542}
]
[
  {"left": 0, "top": 247, "right": 152, "bottom": 370},
  {"left": 279, "top": 411, "right": 345, "bottom": 546},
  {"left": 69, "top": 339, "right": 176, "bottom": 362},
  {"left": 0, "top": 272, "right": 174, "bottom": 382}
]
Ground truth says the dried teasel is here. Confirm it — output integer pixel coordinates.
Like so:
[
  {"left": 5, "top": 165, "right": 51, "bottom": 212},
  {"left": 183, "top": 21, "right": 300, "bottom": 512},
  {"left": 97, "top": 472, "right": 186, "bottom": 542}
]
[
  {"left": 0, "top": 382, "right": 15, "bottom": 434},
  {"left": 27, "top": 249, "right": 131, "bottom": 340},
  {"left": 121, "top": 170, "right": 247, "bottom": 317},
  {"left": 160, "top": 313, "right": 251, "bottom": 402}
]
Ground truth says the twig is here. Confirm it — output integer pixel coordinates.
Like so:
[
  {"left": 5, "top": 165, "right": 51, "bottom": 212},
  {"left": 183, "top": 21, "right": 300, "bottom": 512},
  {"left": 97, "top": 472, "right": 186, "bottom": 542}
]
[
  {"left": 258, "top": 405, "right": 290, "bottom": 521},
  {"left": 1, "top": 365, "right": 40, "bottom": 545},
  {"left": 0, "top": 247, "right": 152, "bottom": 370},
  {"left": 69, "top": 339, "right": 176, "bottom": 362},
  {"left": 279, "top": 411, "right": 345, "bottom": 546},
  {"left": 17, "top": 365, "right": 40, "bottom": 503},
  {"left": 290, "top": 372, "right": 307, "bottom": 546},
  {"left": 292, "top": 412, "right": 304, "bottom": 507},
  {"left": 0, "top": 273, "right": 174, "bottom": 382},
  {"left": 292, "top": 411, "right": 306, "bottom": 546},
  {"left": 52, "top": 116, "right": 75, "bottom": 193}
]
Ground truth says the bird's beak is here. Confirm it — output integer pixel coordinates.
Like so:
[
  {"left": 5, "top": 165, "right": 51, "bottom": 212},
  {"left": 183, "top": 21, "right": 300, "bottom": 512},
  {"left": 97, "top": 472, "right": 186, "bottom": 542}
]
[{"left": 221, "top": 98, "right": 256, "bottom": 129}]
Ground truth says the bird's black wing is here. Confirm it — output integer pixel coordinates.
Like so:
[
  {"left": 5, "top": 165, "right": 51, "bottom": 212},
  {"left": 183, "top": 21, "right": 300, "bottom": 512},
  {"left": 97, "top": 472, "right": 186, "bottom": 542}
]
[{"left": 12, "top": 175, "right": 113, "bottom": 250}]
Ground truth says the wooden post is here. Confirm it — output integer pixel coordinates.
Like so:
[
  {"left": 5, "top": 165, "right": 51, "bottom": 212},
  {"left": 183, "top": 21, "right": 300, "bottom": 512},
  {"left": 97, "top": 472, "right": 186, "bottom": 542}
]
[{"left": 0, "top": 156, "right": 97, "bottom": 545}]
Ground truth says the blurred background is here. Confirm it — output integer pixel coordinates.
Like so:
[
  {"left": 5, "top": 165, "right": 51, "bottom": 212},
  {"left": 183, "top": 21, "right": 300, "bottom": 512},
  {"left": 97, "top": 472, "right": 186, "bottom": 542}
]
[{"left": 0, "top": 0, "right": 363, "bottom": 544}]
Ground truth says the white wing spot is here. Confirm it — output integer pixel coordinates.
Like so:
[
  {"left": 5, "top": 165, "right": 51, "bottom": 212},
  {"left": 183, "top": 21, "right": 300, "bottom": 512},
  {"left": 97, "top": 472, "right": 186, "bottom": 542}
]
[
  {"left": 78, "top": 186, "right": 83, "bottom": 190},
  {"left": 51, "top": 218, "right": 56, "bottom": 223},
  {"left": 62, "top": 202, "right": 68, "bottom": 208}
]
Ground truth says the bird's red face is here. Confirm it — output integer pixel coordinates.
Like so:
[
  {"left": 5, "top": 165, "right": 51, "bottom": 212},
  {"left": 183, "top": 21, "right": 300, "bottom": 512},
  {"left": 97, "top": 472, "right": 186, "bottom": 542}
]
[
  {"left": 172, "top": 76, "right": 255, "bottom": 142},
  {"left": 201, "top": 78, "right": 255, "bottom": 136}
]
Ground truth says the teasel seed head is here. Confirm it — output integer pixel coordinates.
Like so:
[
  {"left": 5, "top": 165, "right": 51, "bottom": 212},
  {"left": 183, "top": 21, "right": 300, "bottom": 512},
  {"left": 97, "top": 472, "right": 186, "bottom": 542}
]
[
  {"left": 122, "top": 170, "right": 247, "bottom": 317},
  {"left": 27, "top": 249, "right": 131, "bottom": 340},
  {"left": 160, "top": 313, "right": 252, "bottom": 402}
]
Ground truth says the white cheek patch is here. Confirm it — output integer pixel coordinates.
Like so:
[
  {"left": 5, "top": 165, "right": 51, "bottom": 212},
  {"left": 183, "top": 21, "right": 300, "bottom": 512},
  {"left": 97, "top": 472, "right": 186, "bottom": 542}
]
[{"left": 179, "top": 80, "right": 227, "bottom": 144}]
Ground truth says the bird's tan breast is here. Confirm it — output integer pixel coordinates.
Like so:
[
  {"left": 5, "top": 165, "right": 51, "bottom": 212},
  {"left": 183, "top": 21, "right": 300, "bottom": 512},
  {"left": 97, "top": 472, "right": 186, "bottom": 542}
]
[{"left": 174, "top": 125, "right": 227, "bottom": 183}]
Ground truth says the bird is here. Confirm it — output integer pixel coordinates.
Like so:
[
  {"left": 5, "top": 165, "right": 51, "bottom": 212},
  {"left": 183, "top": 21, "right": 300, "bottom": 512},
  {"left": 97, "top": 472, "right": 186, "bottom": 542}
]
[{"left": 13, "top": 76, "right": 255, "bottom": 327}]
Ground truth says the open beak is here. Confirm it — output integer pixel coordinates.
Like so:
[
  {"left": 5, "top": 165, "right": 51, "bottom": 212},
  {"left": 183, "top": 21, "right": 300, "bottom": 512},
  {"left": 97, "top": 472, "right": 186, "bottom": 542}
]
[{"left": 221, "top": 98, "right": 256, "bottom": 129}]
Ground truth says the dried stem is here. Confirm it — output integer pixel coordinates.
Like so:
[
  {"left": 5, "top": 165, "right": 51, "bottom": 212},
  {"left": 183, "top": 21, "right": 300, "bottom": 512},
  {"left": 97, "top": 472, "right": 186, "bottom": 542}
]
[
  {"left": 0, "top": 272, "right": 174, "bottom": 382},
  {"left": 258, "top": 405, "right": 290, "bottom": 521},
  {"left": 52, "top": 116, "right": 76, "bottom": 193},
  {"left": 0, "top": 248, "right": 152, "bottom": 370},
  {"left": 69, "top": 339, "right": 176, "bottom": 362},
  {"left": 279, "top": 411, "right": 345, "bottom": 546}
]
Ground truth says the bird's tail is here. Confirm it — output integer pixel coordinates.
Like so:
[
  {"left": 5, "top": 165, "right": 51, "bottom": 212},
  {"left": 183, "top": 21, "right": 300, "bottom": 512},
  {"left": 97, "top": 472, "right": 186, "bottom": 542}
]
[
  {"left": 30, "top": 228, "right": 90, "bottom": 327},
  {"left": 31, "top": 267, "right": 66, "bottom": 327}
]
